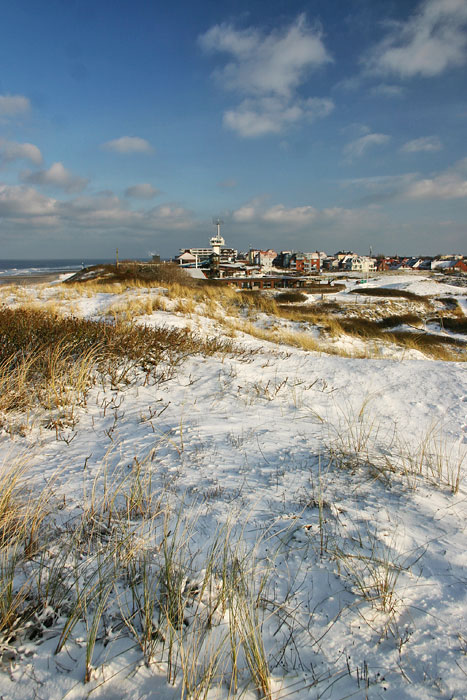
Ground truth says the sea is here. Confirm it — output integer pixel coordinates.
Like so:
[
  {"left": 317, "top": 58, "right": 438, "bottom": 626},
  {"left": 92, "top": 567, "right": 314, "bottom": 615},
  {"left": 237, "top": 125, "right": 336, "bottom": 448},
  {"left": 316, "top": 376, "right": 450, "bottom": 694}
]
[{"left": 0, "top": 259, "right": 114, "bottom": 280}]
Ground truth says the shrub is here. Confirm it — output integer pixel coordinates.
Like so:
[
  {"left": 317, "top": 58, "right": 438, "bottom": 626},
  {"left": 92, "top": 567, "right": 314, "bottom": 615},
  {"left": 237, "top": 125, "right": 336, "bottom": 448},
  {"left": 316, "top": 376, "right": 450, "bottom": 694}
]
[
  {"left": 67, "top": 262, "right": 200, "bottom": 288},
  {"left": 349, "top": 287, "right": 429, "bottom": 302},
  {"left": 275, "top": 291, "right": 307, "bottom": 303},
  {"left": 306, "top": 283, "right": 345, "bottom": 293},
  {"left": 435, "top": 316, "right": 467, "bottom": 333}
]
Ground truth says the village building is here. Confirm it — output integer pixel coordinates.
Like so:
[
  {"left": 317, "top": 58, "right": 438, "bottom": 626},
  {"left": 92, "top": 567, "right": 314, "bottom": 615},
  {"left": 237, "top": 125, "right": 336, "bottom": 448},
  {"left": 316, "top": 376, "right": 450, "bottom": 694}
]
[
  {"left": 250, "top": 249, "right": 277, "bottom": 269},
  {"left": 295, "top": 252, "right": 321, "bottom": 274},
  {"left": 342, "top": 255, "right": 377, "bottom": 272}
]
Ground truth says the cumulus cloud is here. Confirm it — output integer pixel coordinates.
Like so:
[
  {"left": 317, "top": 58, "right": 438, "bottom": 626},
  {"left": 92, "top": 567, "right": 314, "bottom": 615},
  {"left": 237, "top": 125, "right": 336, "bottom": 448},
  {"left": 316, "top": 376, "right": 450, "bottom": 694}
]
[
  {"left": 405, "top": 173, "right": 467, "bottom": 199},
  {"left": 0, "top": 139, "right": 43, "bottom": 165},
  {"left": 199, "top": 14, "right": 331, "bottom": 97},
  {"left": 0, "top": 94, "right": 30, "bottom": 119},
  {"left": 232, "top": 203, "right": 258, "bottom": 223},
  {"left": 224, "top": 96, "right": 334, "bottom": 138},
  {"left": 101, "top": 136, "right": 154, "bottom": 154},
  {"left": 60, "top": 193, "right": 140, "bottom": 226},
  {"left": 231, "top": 199, "right": 376, "bottom": 232},
  {"left": 199, "top": 15, "right": 333, "bottom": 137},
  {"left": 343, "top": 132, "right": 390, "bottom": 160},
  {"left": 401, "top": 136, "right": 442, "bottom": 152},
  {"left": 124, "top": 183, "right": 159, "bottom": 199},
  {"left": 341, "top": 173, "right": 419, "bottom": 204},
  {"left": 231, "top": 196, "right": 269, "bottom": 222},
  {"left": 0, "top": 184, "right": 57, "bottom": 219},
  {"left": 262, "top": 203, "right": 318, "bottom": 225},
  {"left": 0, "top": 179, "right": 199, "bottom": 255},
  {"left": 21, "top": 162, "right": 88, "bottom": 193},
  {"left": 364, "top": 0, "right": 467, "bottom": 78},
  {"left": 343, "top": 159, "right": 467, "bottom": 201},
  {"left": 145, "top": 204, "right": 194, "bottom": 229}
]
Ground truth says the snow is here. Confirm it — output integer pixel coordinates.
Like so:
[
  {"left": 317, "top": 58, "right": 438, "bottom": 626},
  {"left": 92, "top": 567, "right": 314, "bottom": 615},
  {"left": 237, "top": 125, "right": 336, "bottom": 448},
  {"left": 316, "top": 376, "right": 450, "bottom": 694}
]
[
  {"left": 184, "top": 268, "right": 207, "bottom": 279},
  {"left": 0, "top": 274, "right": 466, "bottom": 699},
  {"left": 346, "top": 273, "right": 467, "bottom": 299}
]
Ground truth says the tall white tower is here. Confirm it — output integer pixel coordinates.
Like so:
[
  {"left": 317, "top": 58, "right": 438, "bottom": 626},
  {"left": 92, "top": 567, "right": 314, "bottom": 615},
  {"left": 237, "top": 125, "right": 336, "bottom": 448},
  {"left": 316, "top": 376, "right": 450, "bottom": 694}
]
[{"left": 210, "top": 217, "right": 225, "bottom": 256}]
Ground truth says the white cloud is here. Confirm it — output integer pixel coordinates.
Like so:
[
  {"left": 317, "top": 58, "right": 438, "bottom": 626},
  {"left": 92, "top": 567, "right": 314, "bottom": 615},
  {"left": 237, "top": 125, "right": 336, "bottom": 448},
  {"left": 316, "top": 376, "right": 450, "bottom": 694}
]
[
  {"left": 344, "top": 132, "right": 390, "bottom": 160},
  {"left": 224, "top": 96, "right": 334, "bottom": 138},
  {"left": 199, "top": 15, "right": 333, "bottom": 138},
  {"left": 146, "top": 204, "right": 193, "bottom": 229},
  {"left": 0, "top": 181, "right": 196, "bottom": 248},
  {"left": 343, "top": 159, "right": 467, "bottom": 201},
  {"left": 401, "top": 136, "right": 442, "bottom": 152},
  {"left": 0, "top": 94, "right": 30, "bottom": 118},
  {"left": 60, "top": 195, "right": 192, "bottom": 231},
  {"left": 0, "top": 184, "right": 57, "bottom": 219},
  {"left": 101, "top": 136, "right": 154, "bottom": 154},
  {"left": 231, "top": 199, "right": 376, "bottom": 231},
  {"left": 405, "top": 173, "right": 467, "bottom": 199},
  {"left": 341, "top": 172, "right": 419, "bottom": 203},
  {"left": 21, "top": 162, "right": 88, "bottom": 193},
  {"left": 0, "top": 139, "right": 43, "bottom": 165},
  {"left": 199, "top": 14, "right": 331, "bottom": 98},
  {"left": 125, "top": 183, "right": 159, "bottom": 199},
  {"left": 232, "top": 200, "right": 260, "bottom": 222},
  {"left": 365, "top": 0, "right": 467, "bottom": 78},
  {"left": 262, "top": 203, "right": 318, "bottom": 225},
  {"left": 62, "top": 192, "right": 133, "bottom": 220}
]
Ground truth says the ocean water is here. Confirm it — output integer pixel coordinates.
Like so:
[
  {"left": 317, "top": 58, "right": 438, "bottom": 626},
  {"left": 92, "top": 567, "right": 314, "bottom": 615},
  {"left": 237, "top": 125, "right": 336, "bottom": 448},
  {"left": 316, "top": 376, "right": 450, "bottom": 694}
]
[{"left": 0, "top": 259, "right": 114, "bottom": 278}]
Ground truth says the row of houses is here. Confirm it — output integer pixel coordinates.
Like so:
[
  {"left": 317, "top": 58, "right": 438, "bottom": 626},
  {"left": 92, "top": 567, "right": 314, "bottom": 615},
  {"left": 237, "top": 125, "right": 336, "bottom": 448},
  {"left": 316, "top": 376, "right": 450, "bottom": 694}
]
[
  {"left": 175, "top": 247, "right": 377, "bottom": 274},
  {"left": 175, "top": 243, "right": 466, "bottom": 278},
  {"left": 376, "top": 255, "right": 467, "bottom": 272}
]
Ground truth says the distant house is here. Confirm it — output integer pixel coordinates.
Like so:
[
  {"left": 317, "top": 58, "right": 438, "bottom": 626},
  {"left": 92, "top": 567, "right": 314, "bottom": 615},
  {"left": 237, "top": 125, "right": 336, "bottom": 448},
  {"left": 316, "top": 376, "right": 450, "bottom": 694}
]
[
  {"left": 252, "top": 249, "right": 277, "bottom": 269},
  {"left": 432, "top": 258, "right": 467, "bottom": 273},
  {"left": 406, "top": 258, "right": 424, "bottom": 269},
  {"left": 175, "top": 251, "right": 197, "bottom": 265},
  {"left": 431, "top": 259, "right": 457, "bottom": 271},
  {"left": 322, "top": 256, "right": 339, "bottom": 270},
  {"left": 273, "top": 251, "right": 296, "bottom": 269},
  {"left": 452, "top": 259, "right": 467, "bottom": 272},
  {"left": 295, "top": 252, "right": 321, "bottom": 274},
  {"left": 377, "top": 258, "right": 390, "bottom": 271},
  {"left": 342, "top": 256, "right": 377, "bottom": 272}
]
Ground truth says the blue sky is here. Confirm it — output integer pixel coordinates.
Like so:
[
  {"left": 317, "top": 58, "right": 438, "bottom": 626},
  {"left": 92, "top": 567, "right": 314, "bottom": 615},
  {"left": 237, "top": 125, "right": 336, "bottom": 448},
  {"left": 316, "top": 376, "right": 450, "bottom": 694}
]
[{"left": 1, "top": 0, "right": 466, "bottom": 258}]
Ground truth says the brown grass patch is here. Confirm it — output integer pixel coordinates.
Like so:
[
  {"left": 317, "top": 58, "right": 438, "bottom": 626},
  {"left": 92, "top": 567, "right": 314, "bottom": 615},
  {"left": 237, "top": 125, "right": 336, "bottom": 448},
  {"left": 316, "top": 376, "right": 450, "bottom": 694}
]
[
  {"left": 312, "top": 301, "right": 343, "bottom": 314},
  {"left": 434, "top": 316, "right": 467, "bottom": 333},
  {"left": 306, "top": 283, "right": 345, "bottom": 293},
  {"left": 349, "top": 287, "right": 430, "bottom": 303},
  {"left": 336, "top": 318, "right": 466, "bottom": 360},
  {"left": 67, "top": 262, "right": 198, "bottom": 288},
  {"left": 275, "top": 291, "right": 308, "bottom": 303},
  {"left": 0, "top": 307, "right": 239, "bottom": 416}
]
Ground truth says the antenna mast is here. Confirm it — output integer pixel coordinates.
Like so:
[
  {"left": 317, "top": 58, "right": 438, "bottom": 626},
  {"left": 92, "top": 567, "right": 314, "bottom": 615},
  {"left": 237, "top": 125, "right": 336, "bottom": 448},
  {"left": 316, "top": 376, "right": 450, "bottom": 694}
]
[{"left": 210, "top": 217, "right": 225, "bottom": 255}]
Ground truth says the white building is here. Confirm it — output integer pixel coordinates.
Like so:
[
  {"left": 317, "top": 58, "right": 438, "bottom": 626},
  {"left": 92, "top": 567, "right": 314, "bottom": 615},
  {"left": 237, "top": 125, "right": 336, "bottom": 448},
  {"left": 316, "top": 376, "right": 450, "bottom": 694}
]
[
  {"left": 343, "top": 256, "right": 377, "bottom": 272},
  {"left": 177, "top": 221, "right": 237, "bottom": 264},
  {"left": 251, "top": 249, "right": 277, "bottom": 269}
]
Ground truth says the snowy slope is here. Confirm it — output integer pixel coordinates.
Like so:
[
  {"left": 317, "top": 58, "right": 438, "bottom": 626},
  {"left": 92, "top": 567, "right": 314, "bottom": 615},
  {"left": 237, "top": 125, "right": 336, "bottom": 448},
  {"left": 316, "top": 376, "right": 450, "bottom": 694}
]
[{"left": 0, "top": 275, "right": 466, "bottom": 699}]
